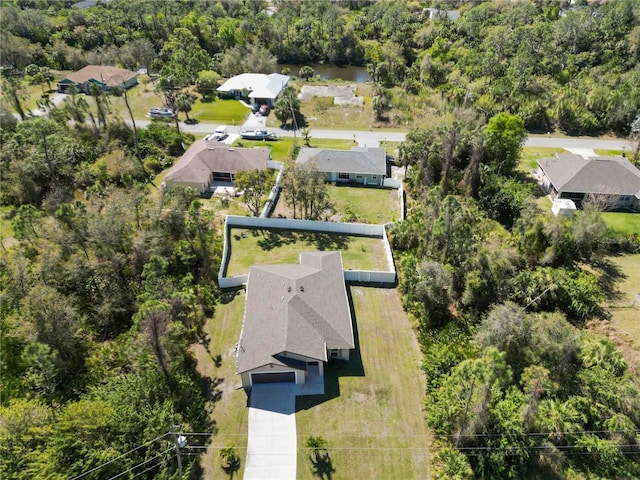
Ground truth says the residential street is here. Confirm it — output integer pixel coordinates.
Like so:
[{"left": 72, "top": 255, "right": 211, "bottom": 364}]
[{"left": 133, "top": 119, "right": 634, "bottom": 151}]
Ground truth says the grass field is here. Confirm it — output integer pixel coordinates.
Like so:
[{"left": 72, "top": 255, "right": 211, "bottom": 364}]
[
  {"left": 234, "top": 137, "right": 357, "bottom": 162},
  {"left": 192, "top": 286, "right": 431, "bottom": 479},
  {"left": 225, "top": 228, "right": 389, "bottom": 276},
  {"left": 190, "top": 289, "right": 249, "bottom": 479},
  {"left": 594, "top": 149, "right": 624, "bottom": 156},
  {"left": 519, "top": 146, "right": 566, "bottom": 171},
  {"left": 295, "top": 287, "right": 430, "bottom": 479},
  {"left": 601, "top": 212, "right": 640, "bottom": 235},
  {"left": 329, "top": 185, "right": 400, "bottom": 224}
]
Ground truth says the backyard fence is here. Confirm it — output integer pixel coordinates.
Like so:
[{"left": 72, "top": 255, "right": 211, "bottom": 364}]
[{"left": 218, "top": 215, "right": 397, "bottom": 288}]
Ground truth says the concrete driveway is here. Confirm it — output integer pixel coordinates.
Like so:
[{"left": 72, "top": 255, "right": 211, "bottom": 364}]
[{"left": 244, "top": 384, "right": 297, "bottom": 480}]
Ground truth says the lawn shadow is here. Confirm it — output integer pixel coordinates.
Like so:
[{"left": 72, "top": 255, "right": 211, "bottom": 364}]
[
  {"left": 256, "top": 228, "right": 298, "bottom": 250},
  {"left": 296, "top": 286, "right": 365, "bottom": 412},
  {"left": 309, "top": 451, "right": 336, "bottom": 479},
  {"left": 299, "top": 231, "right": 351, "bottom": 251},
  {"left": 592, "top": 257, "right": 627, "bottom": 302}
]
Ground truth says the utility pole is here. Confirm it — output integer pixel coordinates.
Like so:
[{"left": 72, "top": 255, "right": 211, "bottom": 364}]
[{"left": 172, "top": 425, "right": 186, "bottom": 477}]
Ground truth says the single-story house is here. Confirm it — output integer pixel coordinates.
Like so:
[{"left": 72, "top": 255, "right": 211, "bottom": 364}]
[
  {"left": 236, "top": 251, "right": 355, "bottom": 390},
  {"left": 537, "top": 153, "right": 640, "bottom": 211},
  {"left": 216, "top": 73, "right": 290, "bottom": 108},
  {"left": 296, "top": 146, "right": 387, "bottom": 186},
  {"left": 57, "top": 65, "right": 138, "bottom": 94},
  {"left": 162, "top": 141, "right": 271, "bottom": 193}
]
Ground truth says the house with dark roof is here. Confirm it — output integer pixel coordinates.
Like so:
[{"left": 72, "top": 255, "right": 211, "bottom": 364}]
[
  {"left": 537, "top": 153, "right": 640, "bottom": 211},
  {"left": 296, "top": 147, "right": 387, "bottom": 186},
  {"left": 216, "top": 73, "right": 290, "bottom": 108},
  {"left": 57, "top": 65, "right": 138, "bottom": 94},
  {"left": 236, "top": 251, "right": 355, "bottom": 390},
  {"left": 162, "top": 141, "right": 271, "bottom": 193}
]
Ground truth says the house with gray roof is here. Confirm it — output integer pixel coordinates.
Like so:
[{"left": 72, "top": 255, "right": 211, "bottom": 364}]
[
  {"left": 57, "top": 65, "right": 138, "bottom": 94},
  {"left": 236, "top": 251, "right": 354, "bottom": 389},
  {"left": 162, "top": 141, "right": 271, "bottom": 194},
  {"left": 296, "top": 147, "right": 387, "bottom": 186},
  {"left": 537, "top": 153, "right": 640, "bottom": 211}
]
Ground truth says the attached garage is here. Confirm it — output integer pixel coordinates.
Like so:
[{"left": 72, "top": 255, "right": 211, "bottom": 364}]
[{"left": 251, "top": 372, "right": 295, "bottom": 384}]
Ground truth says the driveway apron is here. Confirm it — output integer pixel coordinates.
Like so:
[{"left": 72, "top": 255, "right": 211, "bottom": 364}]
[{"left": 244, "top": 384, "right": 297, "bottom": 480}]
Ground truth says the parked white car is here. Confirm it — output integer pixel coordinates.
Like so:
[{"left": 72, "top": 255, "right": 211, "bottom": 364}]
[{"left": 204, "top": 125, "right": 228, "bottom": 141}]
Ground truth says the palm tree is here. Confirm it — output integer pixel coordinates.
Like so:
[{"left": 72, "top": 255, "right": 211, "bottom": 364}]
[
  {"left": 220, "top": 445, "right": 240, "bottom": 478},
  {"left": 581, "top": 338, "right": 627, "bottom": 375}
]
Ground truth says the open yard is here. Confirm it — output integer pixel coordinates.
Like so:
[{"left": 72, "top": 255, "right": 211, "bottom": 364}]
[
  {"left": 519, "top": 146, "right": 566, "bottom": 172},
  {"left": 225, "top": 228, "right": 389, "bottom": 277},
  {"left": 295, "top": 286, "right": 430, "bottom": 479},
  {"left": 190, "top": 289, "right": 249, "bottom": 479},
  {"left": 191, "top": 286, "right": 431, "bottom": 479},
  {"left": 601, "top": 212, "right": 640, "bottom": 235},
  {"left": 329, "top": 185, "right": 400, "bottom": 224},
  {"left": 234, "top": 137, "right": 357, "bottom": 162}
]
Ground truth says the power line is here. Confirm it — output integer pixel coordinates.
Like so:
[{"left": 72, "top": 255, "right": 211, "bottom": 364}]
[
  {"left": 131, "top": 453, "right": 176, "bottom": 479},
  {"left": 106, "top": 446, "right": 175, "bottom": 480},
  {"left": 71, "top": 433, "right": 170, "bottom": 480}
]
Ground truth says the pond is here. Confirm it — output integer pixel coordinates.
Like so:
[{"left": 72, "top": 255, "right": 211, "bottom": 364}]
[{"left": 274, "top": 64, "right": 370, "bottom": 83}]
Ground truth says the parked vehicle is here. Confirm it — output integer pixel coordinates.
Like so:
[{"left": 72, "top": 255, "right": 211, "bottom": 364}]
[
  {"left": 148, "top": 107, "right": 176, "bottom": 119},
  {"left": 204, "top": 125, "right": 228, "bottom": 141},
  {"left": 240, "top": 129, "right": 277, "bottom": 141}
]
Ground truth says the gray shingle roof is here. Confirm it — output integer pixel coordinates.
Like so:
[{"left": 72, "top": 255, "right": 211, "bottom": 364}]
[
  {"left": 538, "top": 154, "right": 640, "bottom": 196},
  {"left": 236, "top": 251, "right": 354, "bottom": 374},
  {"left": 296, "top": 147, "right": 387, "bottom": 176},
  {"left": 164, "top": 142, "right": 270, "bottom": 184}
]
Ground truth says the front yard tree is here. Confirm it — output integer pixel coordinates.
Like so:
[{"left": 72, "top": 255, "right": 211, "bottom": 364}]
[
  {"left": 234, "top": 169, "right": 274, "bottom": 216},
  {"left": 174, "top": 92, "right": 197, "bottom": 123},
  {"left": 274, "top": 86, "right": 303, "bottom": 129},
  {"left": 195, "top": 70, "right": 221, "bottom": 100},
  {"left": 482, "top": 112, "right": 526, "bottom": 175}
]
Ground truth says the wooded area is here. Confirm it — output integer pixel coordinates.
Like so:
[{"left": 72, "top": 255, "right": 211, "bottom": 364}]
[{"left": 1, "top": 1, "right": 640, "bottom": 479}]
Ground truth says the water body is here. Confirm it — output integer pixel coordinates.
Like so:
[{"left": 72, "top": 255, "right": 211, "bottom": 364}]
[{"left": 275, "top": 64, "right": 369, "bottom": 83}]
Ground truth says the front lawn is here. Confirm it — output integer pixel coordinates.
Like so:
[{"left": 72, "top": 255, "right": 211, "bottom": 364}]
[
  {"left": 295, "top": 286, "right": 431, "bottom": 479},
  {"left": 602, "top": 212, "right": 640, "bottom": 235},
  {"left": 225, "top": 228, "right": 389, "bottom": 276},
  {"left": 329, "top": 185, "right": 400, "bottom": 224},
  {"left": 519, "top": 146, "right": 566, "bottom": 172},
  {"left": 234, "top": 137, "right": 356, "bottom": 162}
]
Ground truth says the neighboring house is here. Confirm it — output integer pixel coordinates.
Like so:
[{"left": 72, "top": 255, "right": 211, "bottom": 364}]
[
  {"left": 236, "top": 251, "right": 355, "bottom": 390},
  {"left": 57, "top": 65, "right": 138, "bottom": 94},
  {"left": 296, "top": 146, "right": 387, "bottom": 186},
  {"left": 537, "top": 153, "right": 640, "bottom": 211},
  {"left": 216, "top": 73, "right": 290, "bottom": 108},
  {"left": 162, "top": 141, "right": 271, "bottom": 193}
]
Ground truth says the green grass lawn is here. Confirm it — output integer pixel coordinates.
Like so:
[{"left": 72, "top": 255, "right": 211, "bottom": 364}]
[
  {"left": 295, "top": 286, "right": 430, "bottom": 479},
  {"left": 519, "top": 147, "right": 566, "bottom": 172},
  {"left": 192, "top": 286, "right": 431, "bottom": 479},
  {"left": 225, "top": 228, "right": 389, "bottom": 276},
  {"left": 329, "top": 185, "right": 400, "bottom": 224},
  {"left": 234, "top": 137, "right": 356, "bottom": 162},
  {"left": 594, "top": 149, "right": 624, "bottom": 157},
  {"left": 190, "top": 289, "right": 249, "bottom": 479},
  {"left": 602, "top": 212, "right": 640, "bottom": 235}
]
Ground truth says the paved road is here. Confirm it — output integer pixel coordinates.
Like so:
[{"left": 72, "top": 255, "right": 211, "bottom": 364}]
[
  {"left": 244, "top": 385, "right": 297, "bottom": 480},
  {"left": 134, "top": 119, "right": 633, "bottom": 151}
]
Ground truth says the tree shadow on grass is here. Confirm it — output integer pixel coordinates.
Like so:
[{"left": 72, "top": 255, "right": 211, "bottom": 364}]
[
  {"left": 309, "top": 452, "right": 336, "bottom": 479},
  {"left": 256, "top": 229, "right": 298, "bottom": 250},
  {"left": 592, "top": 257, "right": 627, "bottom": 302},
  {"left": 299, "top": 231, "right": 351, "bottom": 251}
]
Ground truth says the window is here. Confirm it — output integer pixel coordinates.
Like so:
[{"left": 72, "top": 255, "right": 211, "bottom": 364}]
[
  {"left": 621, "top": 195, "right": 630, "bottom": 202},
  {"left": 330, "top": 349, "right": 340, "bottom": 358},
  {"left": 355, "top": 175, "right": 363, "bottom": 179},
  {"left": 372, "top": 176, "right": 377, "bottom": 179},
  {"left": 338, "top": 172, "right": 350, "bottom": 180}
]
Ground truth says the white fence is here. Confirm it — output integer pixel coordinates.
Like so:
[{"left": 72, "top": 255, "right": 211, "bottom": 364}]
[{"left": 218, "top": 216, "right": 396, "bottom": 288}]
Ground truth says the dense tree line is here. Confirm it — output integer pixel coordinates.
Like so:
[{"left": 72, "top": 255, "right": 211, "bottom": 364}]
[
  {"left": 393, "top": 104, "right": 640, "bottom": 477},
  {"left": 1, "top": 89, "right": 220, "bottom": 478},
  {"left": 2, "top": 0, "right": 639, "bottom": 135}
]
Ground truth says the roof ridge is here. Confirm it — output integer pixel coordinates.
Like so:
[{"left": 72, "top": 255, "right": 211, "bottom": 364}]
[{"left": 287, "top": 294, "right": 348, "bottom": 345}]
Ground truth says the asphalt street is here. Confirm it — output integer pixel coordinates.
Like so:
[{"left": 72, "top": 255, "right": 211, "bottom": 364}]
[{"left": 133, "top": 119, "right": 633, "bottom": 151}]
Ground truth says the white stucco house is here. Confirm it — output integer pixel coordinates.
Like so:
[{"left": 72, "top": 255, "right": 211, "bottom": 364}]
[
  {"left": 236, "top": 251, "right": 355, "bottom": 391},
  {"left": 216, "top": 73, "right": 290, "bottom": 108}
]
